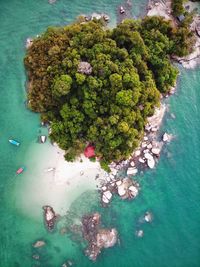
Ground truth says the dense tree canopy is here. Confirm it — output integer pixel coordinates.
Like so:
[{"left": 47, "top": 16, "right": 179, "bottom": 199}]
[{"left": 24, "top": 16, "right": 194, "bottom": 167}]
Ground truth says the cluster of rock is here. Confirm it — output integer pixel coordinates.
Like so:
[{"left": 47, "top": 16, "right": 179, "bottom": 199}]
[
  {"left": 117, "top": 0, "right": 133, "bottom": 24},
  {"left": 43, "top": 205, "right": 58, "bottom": 231},
  {"left": 98, "top": 104, "right": 173, "bottom": 206},
  {"left": 113, "top": 105, "right": 171, "bottom": 171},
  {"left": 101, "top": 177, "right": 140, "bottom": 205},
  {"left": 82, "top": 12, "right": 110, "bottom": 23},
  {"left": 82, "top": 213, "right": 117, "bottom": 261},
  {"left": 135, "top": 211, "right": 153, "bottom": 238}
]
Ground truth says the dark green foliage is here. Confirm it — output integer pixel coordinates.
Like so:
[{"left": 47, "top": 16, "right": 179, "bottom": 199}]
[
  {"left": 24, "top": 17, "right": 193, "bottom": 164},
  {"left": 172, "top": 0, "right": 185, "bottom": 17}
]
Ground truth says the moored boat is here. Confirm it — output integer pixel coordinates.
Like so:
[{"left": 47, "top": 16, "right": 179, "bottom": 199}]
[
  {"left": 9, "top": 139, "right": 20, "bottom": 146},
  {"left": 40, "top": 135, "right": 47, "bottom": 143},
  {"left": 16, "top": 166, "right": 25, "bottom": 174}
]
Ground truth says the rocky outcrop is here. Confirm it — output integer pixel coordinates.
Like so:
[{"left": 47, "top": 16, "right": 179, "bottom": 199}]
[
  {"left": 101, "top": 177, "right": 140, "bottom": 205},
  {"left": 96, "top": 229, "right": 117, "bottom": 248},
  {"left": 43, "top": 206, "right": 58, "bottom": 231},
  {"left": 82, "top": 213, "right": 117, "bottom": 261}
]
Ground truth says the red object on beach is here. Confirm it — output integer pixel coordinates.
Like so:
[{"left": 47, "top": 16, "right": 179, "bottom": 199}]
[
  {"left": 84, "top": 145, "right": 95, "bottom": 158},
  {"left": 16, "top": 167, "right": 24, "bottom": 174}
]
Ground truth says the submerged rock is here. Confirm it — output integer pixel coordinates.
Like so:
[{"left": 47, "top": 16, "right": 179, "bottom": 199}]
[
  {"left": 32, "top": 254, "right": 40, "bottom": 260},
  {"left": 127, "top": 167, "right": 138, "bottom": 175},
  {"left": 144, "top": 211, "right": 153, "bottom": 223},
  {"left": 33, "top": 240, "right": 46, "bottom": 248},
  {"left": 135, "top": 229, "right": 144, "bottom": 238},
  {"left": 163, "top": 132, "right": 172, "bottom": 142}
]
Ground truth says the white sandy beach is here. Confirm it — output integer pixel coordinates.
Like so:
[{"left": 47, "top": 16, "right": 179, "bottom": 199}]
[{"left": 15, "top": 142, "right": 107, "bottom": 220}]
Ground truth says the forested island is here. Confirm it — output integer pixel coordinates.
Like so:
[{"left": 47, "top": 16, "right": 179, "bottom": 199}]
[{"left": 24, "top": 14, "right": 195, "bottom": 169}]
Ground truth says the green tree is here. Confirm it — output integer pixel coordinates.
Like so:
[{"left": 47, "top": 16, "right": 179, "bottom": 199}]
[{"left": 52, "top": 74, "right": 72, "bottom": 97}]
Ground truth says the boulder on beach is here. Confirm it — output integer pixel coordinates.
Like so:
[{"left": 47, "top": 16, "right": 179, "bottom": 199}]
[
  {"left": 134, "top": 150, "right": 141, "bottom": 157},
  {"left": 117, "top": 178, "right": 139, "bottom": 199},
  {"left": 117, "top": 184, "right": 126, "bottom": 197},
  {"left": 116, "top": 180, "right": 122, "bottom": 186},
  {"left": 130, "top": 161, "right": 135, "bottom": 167},
  {"left": 110, "top": 168, "right": 117, "bottom": 176},
  {"left": 101, "top": 185, "right": 107, "bottom": 191},
  {"left": 139, "top": 157, "right": 145, "bottom": 163},
  {"left": 147, "top": 157, "right": 155, "bottom": 169},
  {"left": 151, "top": 147, "right": 160, "bottom": 155},
  {"left": 144, "top": 152, "right": 153, "bottom": 160},
  {"left": 141, "top": 142, "right": 147, "bottom": 148},
  {"left": 102, "top": 190, "right": 112, "bottom": 204},
  {"left": 147, "top": 143, "right": 153, "bottom": 149}
]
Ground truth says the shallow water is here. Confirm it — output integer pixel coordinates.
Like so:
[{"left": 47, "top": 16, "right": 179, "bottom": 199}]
[{"left": 0, "top": 0, "right": 200, "bottom": 266}]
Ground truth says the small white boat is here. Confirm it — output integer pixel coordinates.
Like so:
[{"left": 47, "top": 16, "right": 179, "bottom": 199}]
[
  {"left": 45, "top": 168, "right": 55, "bottom": 172},
  {"left": 40, "top": 135, "right": 47, "bottom": 143}
]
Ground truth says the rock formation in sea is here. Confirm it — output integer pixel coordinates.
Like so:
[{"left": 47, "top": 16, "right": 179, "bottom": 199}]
[
  {"left": 82, "top": 212, "right": 117, "bottom": 261},
  {"left": 43, "top": 205, "right": 58, "bottom": 231}
]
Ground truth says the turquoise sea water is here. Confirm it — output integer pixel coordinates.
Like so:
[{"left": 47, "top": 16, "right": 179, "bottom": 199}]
[{"left": 0, "top": 0, "right": 200, "bottom": 266}]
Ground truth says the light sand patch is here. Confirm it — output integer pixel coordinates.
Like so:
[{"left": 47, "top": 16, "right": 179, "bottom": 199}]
[{"left": 15, "top": 142, "right": 107, "bottom": 220}]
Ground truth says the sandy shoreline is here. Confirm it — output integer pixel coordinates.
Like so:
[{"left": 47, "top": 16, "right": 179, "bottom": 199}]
[
  {"left": 16, "top": 142, "right": 107, "bottom": 219},
  {"left": 16, "top": 100, "right": 168, "bottom": 218}
]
